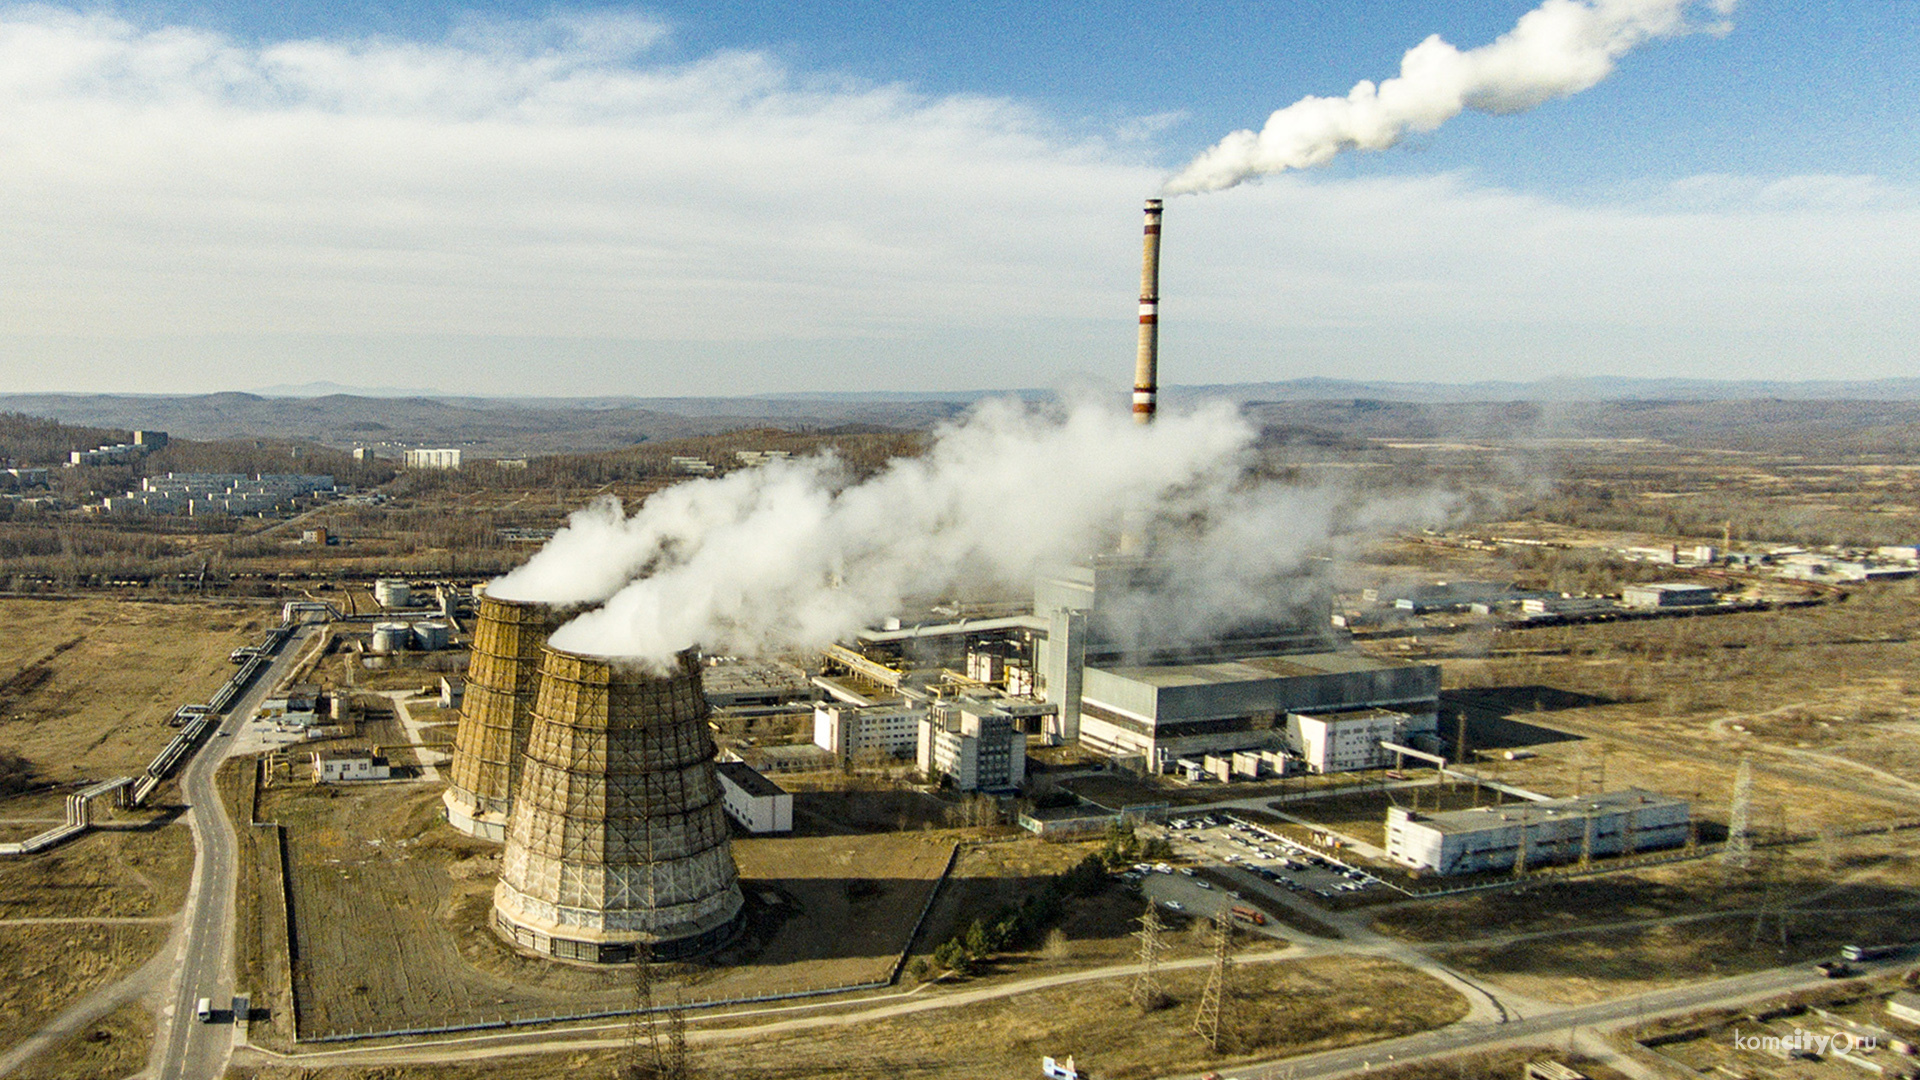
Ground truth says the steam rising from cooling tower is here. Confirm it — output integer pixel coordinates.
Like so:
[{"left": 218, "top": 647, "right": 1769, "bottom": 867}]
[
  {"left": 490, "top": 400, "right": 1459, "bottom": 667},
  {"left": 1164, "top": 0, "right": 1736, "bottom": 196}
]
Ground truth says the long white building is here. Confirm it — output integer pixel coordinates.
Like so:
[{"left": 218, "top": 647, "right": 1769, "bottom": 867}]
[{"left": 1386, "top": 789, "right": 1689, "bottom": 876}]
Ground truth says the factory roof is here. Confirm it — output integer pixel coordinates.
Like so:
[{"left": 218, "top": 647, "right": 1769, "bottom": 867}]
[
  {"left": 1397, "top": 789, "right": 1684, "bottom": 835},
  {"left": 1094, "top": 651, "right": 1413, "bottom": 688}
]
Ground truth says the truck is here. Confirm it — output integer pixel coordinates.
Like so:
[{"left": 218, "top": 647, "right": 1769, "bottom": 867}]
[
  {"left": 1229, "top": 905, "right": 1267, "bottom": 926},
  {"left": 196, "top": 997, "right": 213, "bottom": 1022}
]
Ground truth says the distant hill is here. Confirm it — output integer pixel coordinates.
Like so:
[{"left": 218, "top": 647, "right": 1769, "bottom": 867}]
[{"left": 8, "top": 378, "right": 1920, "bottom": 456}]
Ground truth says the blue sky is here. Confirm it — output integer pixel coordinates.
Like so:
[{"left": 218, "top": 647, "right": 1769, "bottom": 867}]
[{"left": 0, "top": 0, "right": 1913, "bottom": 396}]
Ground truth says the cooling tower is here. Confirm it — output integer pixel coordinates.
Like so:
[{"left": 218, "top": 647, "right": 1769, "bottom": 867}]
[
  {"left": 492, "top": 646, "right": 744, "bottom": 964},
  {"left": 443, "top": 591, "right": 569, "bottom": 842}
]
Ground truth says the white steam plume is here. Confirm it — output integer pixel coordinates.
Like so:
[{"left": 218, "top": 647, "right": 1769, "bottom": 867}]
[
  {"left": 527, "top": 400, "right": 1456, "bottom": 664},
  {"left": 1164, "top": 0, "right": 1735, "bottom": 196}
]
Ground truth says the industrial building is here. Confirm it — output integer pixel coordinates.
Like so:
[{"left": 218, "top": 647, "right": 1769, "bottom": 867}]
[
  {"left": 1621, "top": 583, "right": 1717, "bottom": 609},
  {"left": 312, "top": 749, "right": 390, "bottom": 783},
  {"left": 916, "top": 697, "right": 1030, "bottom": 792},
  {"left": 493, "top": 647, "right": 744, "bottom": 964},
  {"left": 715, "top": 760, "right": 793, "bottom": 834},
  {"left": 812, "top": 702, "right": 927, "bottom": 761},
  {"left": 1385, "top": 789, "right": 1690, "bottom": 876},
  {"left": 405, "top": 448, "right": 463, "bottom": 470},
  {"left": 1287, "top": 707, "right": 1434, "bottom": 774},
  {"left": 444, "top": 592, "right": 571, "bottom": 842},
  {"left": 98, "top": 472, "right": 334, "bottom": 515},
  {"left": 1075, "top": 652, "right": 1439, "bottom": 770},
  {"left": 701, "top": 657, "right": 814, "bottom": 708}
]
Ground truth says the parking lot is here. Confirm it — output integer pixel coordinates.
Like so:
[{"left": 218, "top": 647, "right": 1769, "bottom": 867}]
[{"left": 1156, "top": 813, "right": 1393, "bottom": 910}]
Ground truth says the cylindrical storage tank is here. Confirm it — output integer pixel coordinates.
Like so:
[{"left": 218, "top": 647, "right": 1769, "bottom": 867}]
[
  {"left": 413, "top": 620, "right": 450, "bottom": 651},
  {"left": 492, "top": 646, "right": 744, "bottom": 964},
  {"left": 370, "top": 622, "right": 411, "bottom": 654},
  {"left": 443, "top": 592, "right": 569, "bottom": 842},
  {"left": 374, "top": 578, "right": 411, "bottom": 608}
]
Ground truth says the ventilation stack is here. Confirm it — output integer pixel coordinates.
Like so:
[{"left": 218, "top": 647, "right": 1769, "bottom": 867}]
[
  {"left": 443, "top": 591, "right": 568, "bottom": 841},
  {"left": 492, "top": 646, "right": 744, "bottom": 964}
]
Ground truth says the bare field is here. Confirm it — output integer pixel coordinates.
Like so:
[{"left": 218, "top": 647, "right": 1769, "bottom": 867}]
[
  {"left": 10, "top": 1000, "right": 153, "bottom": 1080},
  {"left": 0, "top": 922, "right": 167, "bottom": 1060},
  {"left": 0, "top": 596, "right": 269, "bottom": 791},
  {"left": 0, "top": 816, "right": 192, "bottom": 918},
  {"left": 269, "top": 780, "right": 959, "bottom": 1039}
]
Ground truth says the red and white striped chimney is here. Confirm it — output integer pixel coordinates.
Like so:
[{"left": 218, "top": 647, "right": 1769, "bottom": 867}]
[{"left": 1133, "top": 198, "right": 1163, "bottom": 425}]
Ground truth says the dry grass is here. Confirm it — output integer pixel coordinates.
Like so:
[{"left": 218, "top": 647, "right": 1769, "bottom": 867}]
[
  {"left": 0, "top": 596, "right": 267, "bottom": 791},
  {"left": 11, "top": 1001, "right": 153, "bottom": 1080},
  {"left": 0, "top": 922, "right": 168, "bottom": 1058},
  {"left": 0, "top": 818, "right": 193, "bottom": 919}
]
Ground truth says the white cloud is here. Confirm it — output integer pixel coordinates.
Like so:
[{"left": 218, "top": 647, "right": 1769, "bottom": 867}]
[{"left": 0, "top": 6, "right": 1912, "bottom": 394}]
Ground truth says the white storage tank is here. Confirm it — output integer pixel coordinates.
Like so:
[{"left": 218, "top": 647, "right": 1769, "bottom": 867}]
[
  {"left": 371, "top": 622, "right": 412, "bottom": 654},
  {"left": 413, "top": 620, "right": 451, "bottom": 651},
  {"left": 374, "top": 578, "right": 411, "bottom": 608}
]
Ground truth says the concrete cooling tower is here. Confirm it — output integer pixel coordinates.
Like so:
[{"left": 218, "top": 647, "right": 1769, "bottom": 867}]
[
  {"left": 444, "top": 592, "right": 569, "bottom": 841},
  {"left": 492, "top": 646, "right": 744, "bottom": 964}
]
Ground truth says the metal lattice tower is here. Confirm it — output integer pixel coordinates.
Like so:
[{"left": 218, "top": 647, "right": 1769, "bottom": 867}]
[
  {"left": 494, "top": 646, "right": 744, "bottom": 964},
  {"left": 1130, "top": 902, "right": 1169, "bottom": 1012},
  {"left": 445, "top": 591, "right": 570, "bottom": 841},
  {"left": 1192, "top": 912, "right": 1233, "bottom": 1051},
  {"left": 1723, "top": 755, "right": 1754, "bottom": 872}
]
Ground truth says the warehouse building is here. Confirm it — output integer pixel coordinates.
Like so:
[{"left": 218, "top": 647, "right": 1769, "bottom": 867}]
[
  {"left": 1385, "top": 789, "right": 1689, "bottom": 876},
  {"left": 715, "top": 761, "right": 793, "bottom": 834},
  {"left": 1621, "top": 583, "right": 1716, "bottom": 609}
]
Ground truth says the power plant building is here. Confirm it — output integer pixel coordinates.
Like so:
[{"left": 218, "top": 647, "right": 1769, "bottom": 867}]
[
  {"left": 714, "top": 761, "right": 793, "bottom": 834},
  {"left": 1076, "top": 652, "right": 1440, "bottom": 769},
  {"left": 494, "top": 647, "right": 743, "bottom": 964},
  {"left": 812, "top": 703, "right": 927, "bottom": 761},
  {"left": 1385, "top": 789, "right": 1689, "bottom": 876}
]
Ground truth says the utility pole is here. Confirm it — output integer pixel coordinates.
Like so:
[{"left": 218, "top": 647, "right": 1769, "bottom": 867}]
[
  {"left": 1724, "top": 756, "right": 1754, "bottom": 875},
  {"left": 1192, "top": 912, "right": 1234, "bottom": 1051},
  {"left": 1130, "top": 902, "right": 1169, "bottom": 1012}
]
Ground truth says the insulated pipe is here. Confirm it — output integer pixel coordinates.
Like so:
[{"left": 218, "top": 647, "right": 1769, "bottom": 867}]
[{"left": 1133, "top": 198, "right": 1163, "bottom": 425}]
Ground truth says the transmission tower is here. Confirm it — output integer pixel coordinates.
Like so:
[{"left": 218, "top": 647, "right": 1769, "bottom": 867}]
[
  {"left": 619, "top": 774, "right": 692, "bottom": 1080},
  {"left": 1192, "top": 912, "right": 1234, "bottom": 1051},
  {"left": 1723, "top": 755, "right": 1754, "bottom": 873},
  {"left": 1130, "top": 902, "right": 1169, "bottom": 1012}
]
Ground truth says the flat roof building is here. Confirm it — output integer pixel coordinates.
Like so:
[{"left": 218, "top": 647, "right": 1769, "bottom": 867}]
[
  {"left": 917, "top": 697, "right": 1030, "bottom": 793},
  {"left": 1386, "top": 789, "right": 1689, "bottom": 876},
  {"left": 715, "top": 761, "right": 793, "bottom": 834},
  {"left": 1076, "top": 651, "right": 1440, "bottom": 770},
  {"left": 1621, "top": 583, "right": 1716, "bottom": 609}
]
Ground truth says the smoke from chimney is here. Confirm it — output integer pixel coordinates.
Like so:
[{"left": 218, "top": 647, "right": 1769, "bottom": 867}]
[{"left": 1164, "top": 0, "right": 1735, "bottom": 196}]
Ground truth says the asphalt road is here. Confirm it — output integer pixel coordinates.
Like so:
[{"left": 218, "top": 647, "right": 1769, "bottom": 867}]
[{"left": 155, "top": 625, "right": 314, "bottom": 1080}]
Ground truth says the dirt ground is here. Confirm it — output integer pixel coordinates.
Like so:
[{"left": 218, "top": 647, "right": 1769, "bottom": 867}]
[
  {"left": 0, "top": 596, "right": 270, "bottom": 793},
  {"left": 267, "top": 780, "right": 959, "bottom": 1039}
]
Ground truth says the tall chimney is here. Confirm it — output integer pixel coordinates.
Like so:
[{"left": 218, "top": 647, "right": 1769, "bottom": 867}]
[{"left": 1132, "top": 198, "right": 1163, "bottom": 425}]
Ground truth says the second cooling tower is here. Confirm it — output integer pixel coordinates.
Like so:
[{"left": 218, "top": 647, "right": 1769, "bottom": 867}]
[
  {"left": 492, "top": 646, "right": 744, "bottom": 964},
  {"left": 444, "top": 591, "right": 568, "bottom": 841}
]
